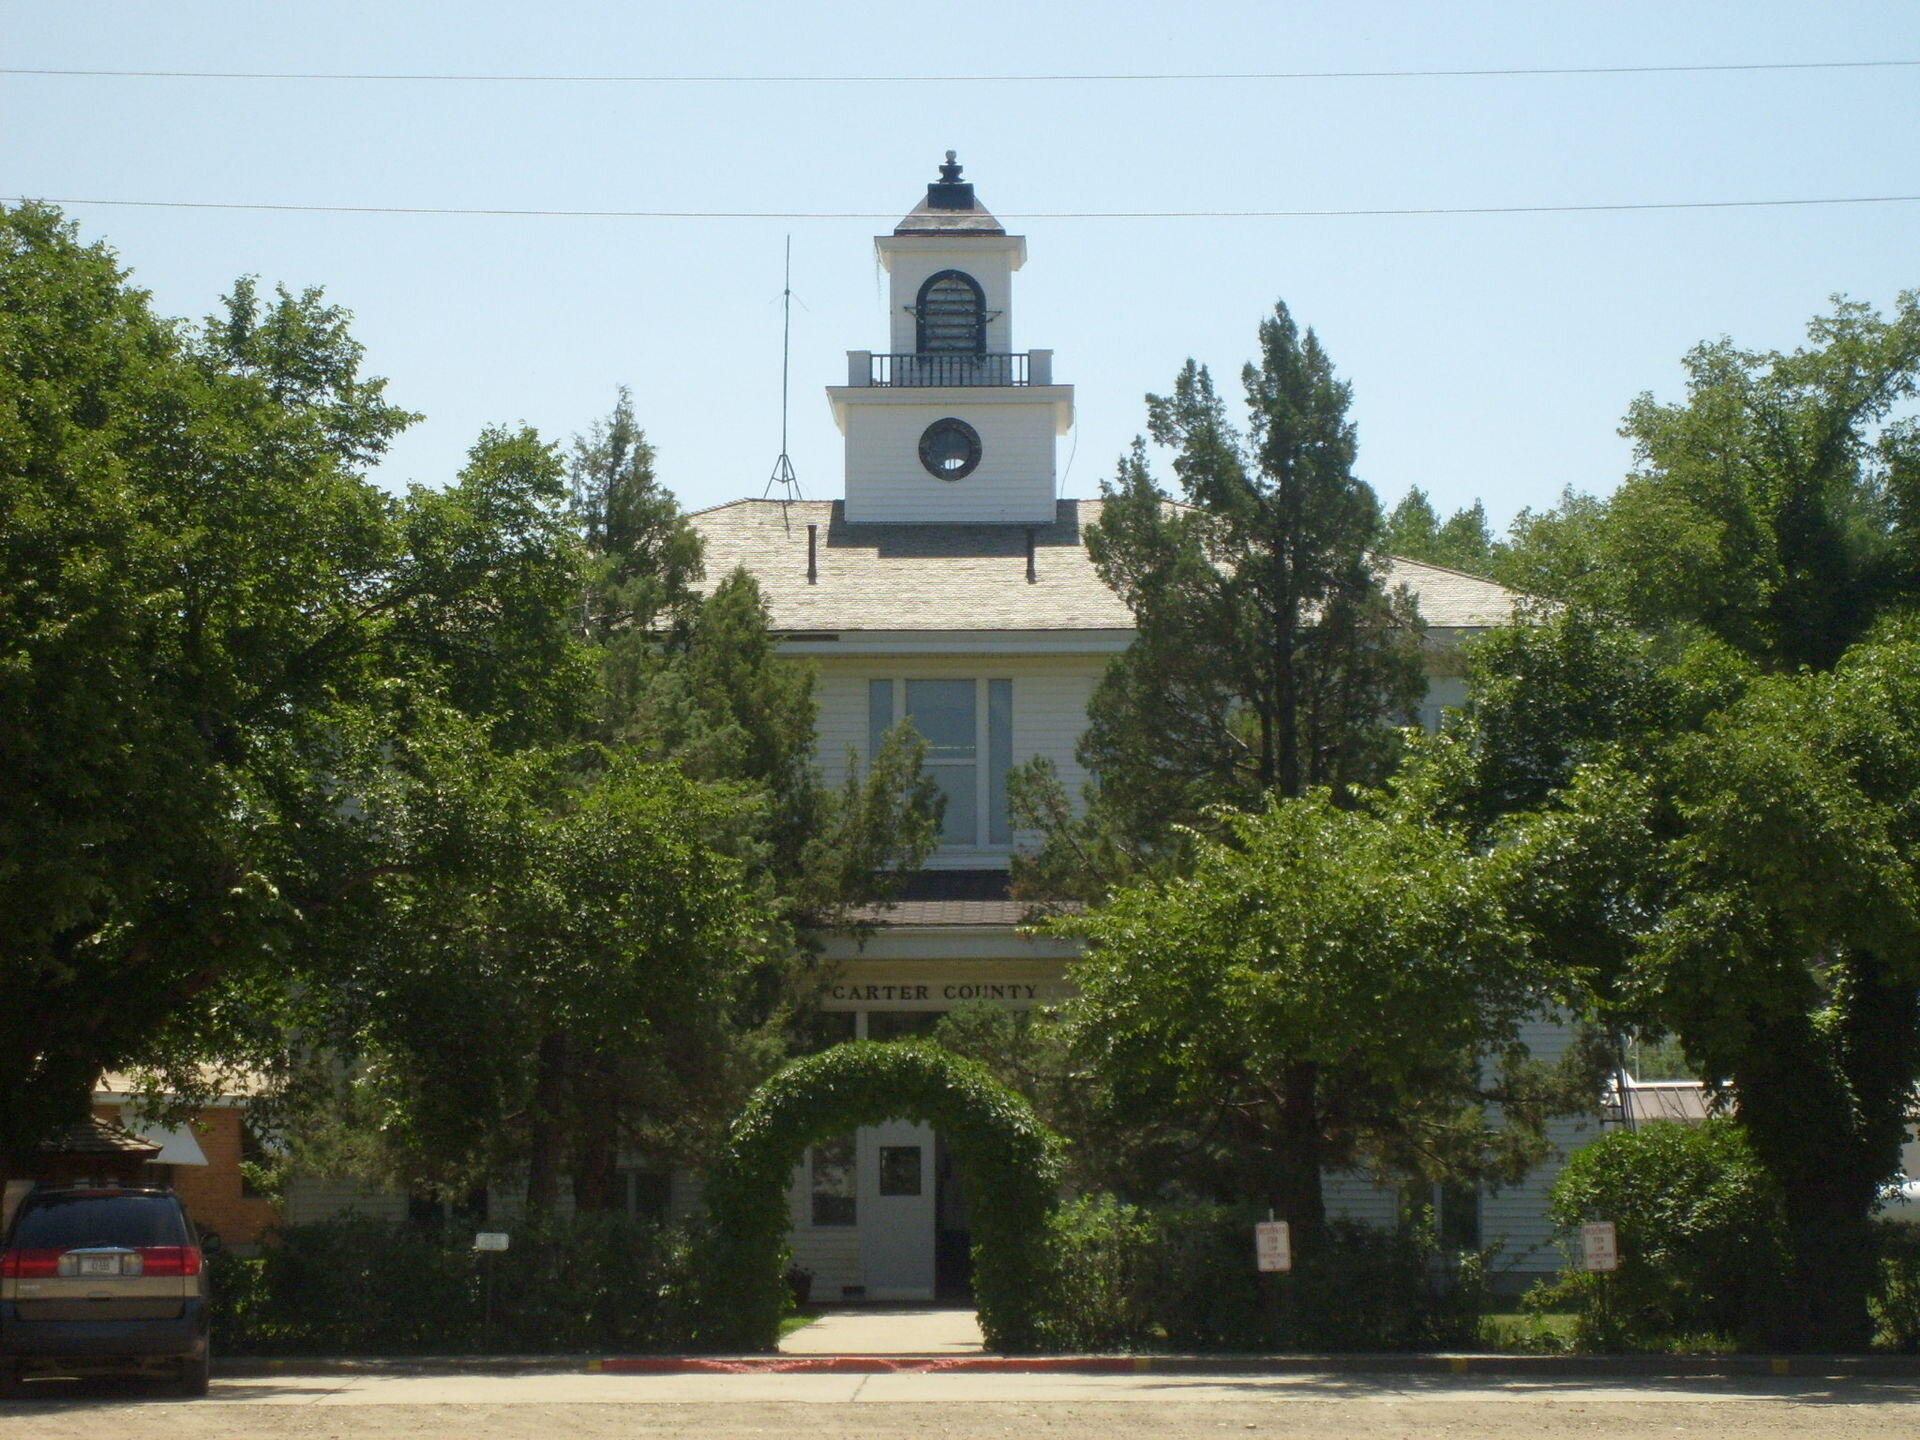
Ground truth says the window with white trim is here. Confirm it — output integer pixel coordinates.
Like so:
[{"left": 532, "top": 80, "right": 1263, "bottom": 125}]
[{"left": 869, "top": 678, "right": 1013, "bottom": 848}]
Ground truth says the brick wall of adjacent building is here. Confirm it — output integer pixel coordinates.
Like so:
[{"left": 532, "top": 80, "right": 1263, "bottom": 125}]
[{"left": 94, "top": 1103, "right": 279, "bottom": 1246}]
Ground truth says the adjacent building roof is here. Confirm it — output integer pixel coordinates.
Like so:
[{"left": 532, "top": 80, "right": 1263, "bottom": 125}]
[
  {"left": 1617, "top": 1078, "right": 1723, "bottom": 1126},
  {"left": 40, "top": 1117, "right": 161, "bottom": 1158},
  {"left": 688, "top": 497, "right": 1521, "bottom": 634}
]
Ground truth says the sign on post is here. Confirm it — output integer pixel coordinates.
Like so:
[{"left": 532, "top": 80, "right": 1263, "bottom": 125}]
[
  {"left": 1254, "top": 1219, "right": 1292, "bottom": 1273},
  {"left": 473, "top": 1231, "right": 510, "bottom": 1252},
  {"left": 1580, "top": 1220, "right": 1618, "bottom": 1272}
]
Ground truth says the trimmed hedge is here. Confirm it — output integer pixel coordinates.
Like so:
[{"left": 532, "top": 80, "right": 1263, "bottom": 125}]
[
  {"left": 696, "top": 1039, "right": 1063, "bottom": 1352},
  {"left": 209, "top": 1213, "right": 694, "bottom": 1355}
]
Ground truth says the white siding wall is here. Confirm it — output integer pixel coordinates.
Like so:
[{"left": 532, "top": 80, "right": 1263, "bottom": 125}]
[
  {"left": 1323, "top": 1172, "right": 1401, "bottom": 1230},
  {"left": 787, "top": 1163, "right": 864, "bottom": 1298},
  {"left": 1322, "top": 1015, "right": 1599, "bottom": 1281},
  {"left": 1481, "top": 1017, "right": 1600, "bottom": 1278},
  {"left": 841, "top": 401, "right": 1058, "bottom": 523}
]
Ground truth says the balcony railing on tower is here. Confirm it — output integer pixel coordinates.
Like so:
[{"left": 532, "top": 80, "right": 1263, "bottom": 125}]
[{"left": 847, "top": 350, "right": 1053, "bottom": 387}]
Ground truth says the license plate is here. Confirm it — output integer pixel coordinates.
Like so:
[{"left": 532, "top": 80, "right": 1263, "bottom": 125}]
[{"left": 78, "top": 1255, "right": 122, "bottom": 1276}]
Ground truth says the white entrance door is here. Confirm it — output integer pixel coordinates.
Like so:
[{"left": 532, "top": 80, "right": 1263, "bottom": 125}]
[{"left": 858, "top": 1119, "right": 935, "bottom": 1299}]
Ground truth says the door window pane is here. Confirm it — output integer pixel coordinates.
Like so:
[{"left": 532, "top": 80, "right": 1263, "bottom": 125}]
[
  {"left": 811, "top": 1136, "right": 856, "bottom": 1226},
  {"left": 879, "top": 1146, "right": 923, "bottom": 1197}
]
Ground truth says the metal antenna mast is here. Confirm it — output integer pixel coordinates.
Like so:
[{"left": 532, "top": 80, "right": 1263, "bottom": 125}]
[{"left": 763, "top": 235, "right": 802, "bottom": 521}]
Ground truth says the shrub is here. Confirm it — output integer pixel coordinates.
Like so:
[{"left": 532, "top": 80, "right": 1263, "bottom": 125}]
[
  {"left": 1037, "top": 1197, "right": 1486, "bottom": 1352},
  {"left": 1535, "top": 1119, "right": 1789, "bottom": 1350},
  {"left": 209, "top": 1212, "right": 696, "bottom": 1355},
  {"left": 1871, "top": 1220, "right": 1920, "bottom": 1354}
]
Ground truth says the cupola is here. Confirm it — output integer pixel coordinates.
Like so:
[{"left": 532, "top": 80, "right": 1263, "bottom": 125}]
[{"left": 829, "top": 155, "right": 1073, "bottom": 524}]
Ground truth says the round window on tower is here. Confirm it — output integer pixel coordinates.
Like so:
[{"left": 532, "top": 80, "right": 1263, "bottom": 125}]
[{"left": 918, "top": 418, "right": 982, "bottom": 481}]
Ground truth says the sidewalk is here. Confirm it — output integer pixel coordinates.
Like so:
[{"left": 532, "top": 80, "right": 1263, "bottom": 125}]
[{"left": 778, "top": 1306, "right": 984, "bottom": 1356}]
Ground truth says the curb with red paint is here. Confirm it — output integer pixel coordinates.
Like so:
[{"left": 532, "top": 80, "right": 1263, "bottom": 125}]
[{"left": 591, "top": 1355, "right": 1141, "bottom": 1375}]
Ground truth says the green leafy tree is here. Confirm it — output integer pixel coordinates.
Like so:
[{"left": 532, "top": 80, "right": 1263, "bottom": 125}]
[
  {"left": 0, "top": 205, "right": 587, "bottom": 1185},
  {"left": 305, "top": 400, "right": 940, "bottom": 1211},
  {"left": 1610, "top": 294, "right": 1920, "bottom": 670},
  {"left": 1060, "top": 791, "right": 1553, "bottom": 1249},
  {"left": 1013, "top": 301, "right": 1425, "bottom": 900},
  {"left": 1634, "top": 626, "right": 1920, "bottom": 1347},
  {"left": 1422, "top": 606, "right": 1920, "bottom": 1348},
  {"left": 1501, "top": 294, "right": 1920, "bottom": 665},
  {"left": 310, "top": 742, "right": 759, "bottom": 1212}
]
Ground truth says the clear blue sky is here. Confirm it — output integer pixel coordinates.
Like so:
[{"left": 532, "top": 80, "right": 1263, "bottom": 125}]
[{"left": 8, "top": 2, "right": 1917, "bottom": 532}]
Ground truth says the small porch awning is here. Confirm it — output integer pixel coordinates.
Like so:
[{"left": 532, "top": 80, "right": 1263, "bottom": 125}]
[{"left": 126, "top": 1120, "right": 209, "bottom": 1167}]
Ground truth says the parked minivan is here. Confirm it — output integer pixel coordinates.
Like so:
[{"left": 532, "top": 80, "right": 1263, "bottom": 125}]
[{"left": 0, "top": 1187, "right": 212, "bottom": 1397}]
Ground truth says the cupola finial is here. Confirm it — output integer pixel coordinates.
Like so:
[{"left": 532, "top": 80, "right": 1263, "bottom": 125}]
[{"left": 927, "top": 152, "right": 974, "bottom": 211}]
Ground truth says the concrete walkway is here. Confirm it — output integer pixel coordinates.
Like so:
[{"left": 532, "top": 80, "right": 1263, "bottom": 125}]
[{"left": 778, "top": 1306, "right": 984, "bottom": 1355}]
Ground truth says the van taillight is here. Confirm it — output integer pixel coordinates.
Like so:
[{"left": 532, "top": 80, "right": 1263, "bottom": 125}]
[
  {"left": 1, "top": 1249, "right": 62, "bottom": 1278},
  {"left": 135, "top": 1246, "right": 201, "bottom": 1276}
]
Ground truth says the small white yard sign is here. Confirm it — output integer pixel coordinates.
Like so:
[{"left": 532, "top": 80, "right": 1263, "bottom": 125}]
[
  {"left": 1580, "top": 1220, "right": 1619, "bottom": 1272},
  {"left": 1254, "top": 1219, "right": 1293, "bottom": 1273},
  {"left": 473, "top": 1231, "right": 510, "bottom": 1252}
]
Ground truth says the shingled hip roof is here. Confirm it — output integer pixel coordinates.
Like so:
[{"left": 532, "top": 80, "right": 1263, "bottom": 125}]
[{"left": 687, "top": 497, "right": 1521, "bottom": 635}]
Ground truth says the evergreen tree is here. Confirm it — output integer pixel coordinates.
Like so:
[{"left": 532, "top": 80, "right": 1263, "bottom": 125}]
[
  {"left": 1013, "top": 300, "right": 1425, "bottom": 898},
  {"left": 1016, "top": 302, "right": 1469, "bottom": 1244},
  {"left": 1381, "top": 487, "right": 1497, "bottom": 575}
]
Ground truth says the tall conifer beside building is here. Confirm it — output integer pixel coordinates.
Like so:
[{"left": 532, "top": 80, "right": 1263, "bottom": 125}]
[{"left": 1014, "top": 300, "right": 1424, "bottom": 893}]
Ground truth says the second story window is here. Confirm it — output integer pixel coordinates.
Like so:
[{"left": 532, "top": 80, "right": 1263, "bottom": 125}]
[
  {"left": 871, "top": 678, "right": 1013, "bottom": 848},
  {"left": 914, "top": 270, "right": 987, "bottom": 353}
]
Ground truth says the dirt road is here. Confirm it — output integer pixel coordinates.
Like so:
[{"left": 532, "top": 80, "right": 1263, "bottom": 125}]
[{"left": 7, "top": 1370, "right": 1920, "bottom": 1438}]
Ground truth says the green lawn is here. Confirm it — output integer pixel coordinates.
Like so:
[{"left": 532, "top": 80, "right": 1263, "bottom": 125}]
[{"left": 778, "top": 1311, "right": 822, "bottom": 1340}]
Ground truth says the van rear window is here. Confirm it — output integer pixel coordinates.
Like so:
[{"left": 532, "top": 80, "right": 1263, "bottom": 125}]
[{"left": 9, "top": 1193, "right": 189, "bottom": 1249}]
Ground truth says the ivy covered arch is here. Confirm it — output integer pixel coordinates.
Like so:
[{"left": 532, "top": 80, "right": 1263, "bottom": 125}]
[{"left": 696, "top": 1040, "right": 1062, "bottom": 1353}]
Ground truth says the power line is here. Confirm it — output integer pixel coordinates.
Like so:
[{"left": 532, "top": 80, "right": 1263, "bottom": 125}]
[
  {"left": 11, "top": 193, "right": 1920, "bottom": 222},
  {"left": 4, "top": 59, "right": 1918, "bottom": 84}
]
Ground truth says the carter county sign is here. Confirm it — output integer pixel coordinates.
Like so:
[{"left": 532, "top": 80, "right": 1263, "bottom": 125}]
[{"left": 827, "top": 982, "right": 1046, "bottom": 1003}]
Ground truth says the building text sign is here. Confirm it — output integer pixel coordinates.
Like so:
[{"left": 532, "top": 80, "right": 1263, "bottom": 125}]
[
  {"left": 1254, "top": 1220, "right": 1292, "bottom": 1273},
  {"left": 1580, "top": 1221, "right": 1618, "bottom": 1272},
  {"left": 828, "top": 982, "right": 1044, "bottom": 1003}
]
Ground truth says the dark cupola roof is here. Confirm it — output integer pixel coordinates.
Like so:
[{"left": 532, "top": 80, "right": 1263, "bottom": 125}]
[{"left": 894, "top": 152, "right": 1006, "bottom": 236}]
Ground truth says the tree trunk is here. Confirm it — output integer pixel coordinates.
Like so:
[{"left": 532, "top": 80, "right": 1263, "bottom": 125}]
[
  {"left": 524, "top": 1031, "right": 570, "bottom": 1215},
  {"left": 1730, "top": 957, "right": 1918, "bottom": 1350},
  {"left": 1272, "top": 1061, "right": 1327, "bottom": 1256},
  {"left": 570, "top": 1057, "right": 623, "bottom": 1214}
]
